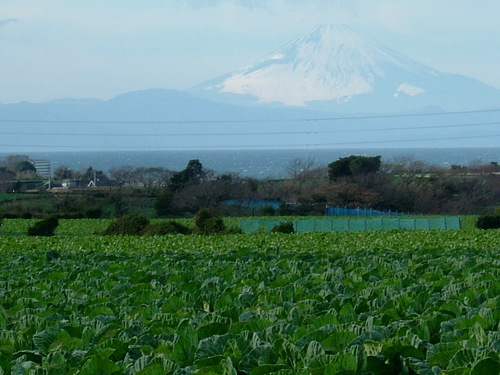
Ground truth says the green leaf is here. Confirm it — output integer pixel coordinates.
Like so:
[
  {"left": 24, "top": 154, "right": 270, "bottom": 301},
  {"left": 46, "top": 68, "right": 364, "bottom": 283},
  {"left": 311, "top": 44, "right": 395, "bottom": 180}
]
[
  {"left": 307, "top": 353, "right": 358, "bottom": 374},
  {"left": 471, "top": 358, "right": 500, "bottom": 375},
  {"left": 161, "top": 296, "right": 187, "bottom": 314},
  {"left": 410, "top": 321, "right": 431, "bottom": 342},
  {"left": 427, "top": 342, "right": 462, "bottom": 368},
  {"left": 321, "top": 330, "right": 356, "bottom": 354},
  {"left": 406, "top": 357, "right": 437, "bottom": 375},
  {"left": 477, "top": 307, "right": 495, "bottom": 329},
  {"left": 305, "top": 341, "right": 325, "bottom": 361},
  {"left": 88, "top": 306, "right": 115, "bottom": 319},
  {"left": 439, "top": 367, "right": 471, "bottom": 375},
  {"left": 78, "top": 355, "right": 121, "bottom": 375},
  {"left": 195, "top": 334, "right": 231, "bottom": 361},
  {"left": 33, "top": 328, "right": 69, "bottom": 355},
  {"left": 469, "top": 323, "right": 487, "bottom": 348},
  {"left": 0, "top": 305, "right": 7, "bottom": 330},
  {"left": 447, "top": 348, "right": 483, "bottom": 370},
  {"left": 129, "top": 355, "right": 153, "bottom": 373},
  {"left": 172, "top": 331, "right": 198, "bottom": 367},
  {"left": 294, "top": 327, "right": 333, "bottom": 351},
  {"left": 230, "top": 319, "right": 272, "bottom": 335},
  {"left": 10, "top": 361, "right": 40, "bottom": 375},
  {"left": 249, "top": 364, "right": 288, "bottom": 375},
  {"left": 338, "top": 302, "right": 356, "bottom": 323},
  {"left": 136, "top": 363, "right": 165, "bottom": 375},
  {"left": 197, "top": 322, "right": 230, "bottom": 340},
  {"left": 239, "top": 345, "right": 271, "bottom": 374},
  {"left": 196, "top": 357, "right": 238, "bottom": 375},
  {"left": 270, "top": 338, "right": 303, "bottom": 370},
  {"left": 439, "top": 301, "right": 464, "bottom": 318},
  {"left": 49, "top": 336, "right": 82, "bottom": 353}
]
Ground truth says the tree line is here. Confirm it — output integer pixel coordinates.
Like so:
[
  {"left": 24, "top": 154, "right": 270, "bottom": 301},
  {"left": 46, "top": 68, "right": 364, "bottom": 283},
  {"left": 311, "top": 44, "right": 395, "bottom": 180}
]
[{"left": 0, "top": 154, "right": 499, "bottom": 218}]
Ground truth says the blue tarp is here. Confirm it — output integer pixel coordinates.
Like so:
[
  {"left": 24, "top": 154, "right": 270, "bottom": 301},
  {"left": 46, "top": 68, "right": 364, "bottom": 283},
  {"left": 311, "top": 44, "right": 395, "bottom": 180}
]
[{"left": 325, "top": 207, "right": 405, "bottom": 216}]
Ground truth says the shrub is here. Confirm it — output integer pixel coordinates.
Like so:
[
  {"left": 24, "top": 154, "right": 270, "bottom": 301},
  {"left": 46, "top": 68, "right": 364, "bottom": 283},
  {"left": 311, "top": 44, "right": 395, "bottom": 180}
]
[
  {"left": 199, "top": 217, "right": 226, "bottom": 234},
  {"left": 27, "top": 217, "right": 59, "bottom": 236},
  {"left": 271, "top": 221, "right": 295, "bottom": 234},
  {"left": 224, "top": 226, "right": 243, "bottom": 234},
  {"left": 144, "top": 221, "right": 192, "bottom": 235},
  {"left": 476, "top": 215, "right": 500, "bottom": 229},
  {"left": 104, "top": 214, "right": 150, "bottom": 235},
  {"left": 194, "top": 208, "right": 226, "bottom": 234},
  {"left": 155, "top": 190, "right": 175, "bottom": 217},
  {"left": 84, "top": 206, "right": 103, "bottom": 219}
]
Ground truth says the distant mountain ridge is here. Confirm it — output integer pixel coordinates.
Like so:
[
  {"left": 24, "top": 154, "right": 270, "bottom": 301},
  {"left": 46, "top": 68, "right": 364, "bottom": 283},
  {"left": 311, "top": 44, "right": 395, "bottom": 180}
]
[
  {"left": 190, "top": 25, "right": 500, "bottom": 113},
  {"left": 1, "top": 87, "right": 498, "bottom": 150},
  {"left": 0, "top": 89, "right": 321, "bottom": 122}
]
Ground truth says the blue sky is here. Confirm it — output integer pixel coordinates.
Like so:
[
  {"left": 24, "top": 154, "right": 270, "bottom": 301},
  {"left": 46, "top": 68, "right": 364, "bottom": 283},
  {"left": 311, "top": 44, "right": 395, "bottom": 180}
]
[{"left": 1, "top": 0, "right": 499, "bottom": 103}]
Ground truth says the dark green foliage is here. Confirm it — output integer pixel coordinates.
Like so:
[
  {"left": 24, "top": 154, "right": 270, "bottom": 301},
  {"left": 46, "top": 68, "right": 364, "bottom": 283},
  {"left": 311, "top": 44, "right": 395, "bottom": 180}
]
[
  {"left": 271, "top": 221, "right": 295, "bottom": 233},
  {"left": 84, "top": 206, "right": 103, "bottom": 219},
  {"left": 194, "top": 208, "right": 226, "bottom": 234},
  {"left": 199, "top": 217, "right": 226, "bottom": 234},
  {"left": 262, "top": 205, "right": 276, "bottom": 216},
  {"left": 476, "top": 215, "right": 500, "bottom": 229},
  {"left": 169, "top": 159, "right": 205, "bottom": 192},
  {"left": 103, "top": 214, "right": 150, "bottom": 235},
  {"left": 1, "top": 212, "right": 33, "bottom": 219},
  {"left": 328, "top": 155, "right": 382, "bottom": 181},
  {"left": 15, "top": 160, "right": 36, "bottom": 173},
  {"left": 144, "top": 221, "right": 192, "bottom": 235},
  {"left": 27, "top": 217, "right": 59, "bottom": 236},
  {"left": 104, "top": 215, "right": 193, "bottom": 236},
  {"left": 155, "top": 190, "right": 175, "bottom": 216},
  {"left": 194, "top": 207, "right": 214, "bottom": 228}
]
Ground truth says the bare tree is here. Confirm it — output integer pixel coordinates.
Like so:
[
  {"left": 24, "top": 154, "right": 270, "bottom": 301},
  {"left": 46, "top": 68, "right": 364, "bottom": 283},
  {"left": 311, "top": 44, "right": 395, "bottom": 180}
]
[
  {"left": 286, "top": 157, "right": 318, "bottom": 195},
  {"left": 109, "top": 165, "right": 134, "bottom": 190},
  {"left": 134, "top": 167, "right": 173, "bottom": 195}
]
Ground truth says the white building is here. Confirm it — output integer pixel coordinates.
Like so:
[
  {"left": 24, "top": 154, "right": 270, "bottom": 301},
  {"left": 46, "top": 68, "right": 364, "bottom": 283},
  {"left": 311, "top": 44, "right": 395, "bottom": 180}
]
[{"left": 31, "top": 159, "right": 51, "bottom": 178}]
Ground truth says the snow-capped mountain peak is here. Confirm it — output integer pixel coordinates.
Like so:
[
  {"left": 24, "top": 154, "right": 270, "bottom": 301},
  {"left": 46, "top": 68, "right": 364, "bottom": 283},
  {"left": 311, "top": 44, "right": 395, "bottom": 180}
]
[
  {"left": 191, "top": 24, "right": 500, "bottom": 112},
  {"left": 204, "top": 25, "right": 429, "bottom": 106}
]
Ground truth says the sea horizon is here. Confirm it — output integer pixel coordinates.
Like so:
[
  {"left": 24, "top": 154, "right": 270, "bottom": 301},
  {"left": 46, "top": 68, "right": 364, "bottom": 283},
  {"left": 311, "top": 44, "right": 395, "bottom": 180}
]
[{"left": 2, "top": 147, "right": 500, "bottom": 179}]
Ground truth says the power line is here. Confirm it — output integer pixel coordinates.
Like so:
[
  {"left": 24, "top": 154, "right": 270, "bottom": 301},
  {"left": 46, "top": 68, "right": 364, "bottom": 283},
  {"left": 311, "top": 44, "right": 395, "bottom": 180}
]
[
  {"left": 1, "top": 133, "right": 499, "bottom": 150},
  {"left": 0, "top": 108, "right": 499, "bottom": 125},
  {"left": 0, "top": 121, "right": 499, "bottom": 138}
]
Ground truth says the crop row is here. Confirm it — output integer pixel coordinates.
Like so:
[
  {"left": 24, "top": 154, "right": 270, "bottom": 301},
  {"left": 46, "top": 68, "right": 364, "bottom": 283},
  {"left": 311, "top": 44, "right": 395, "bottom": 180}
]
[{"left": 1, "top": 226, "right": 499, "bottom": 373}]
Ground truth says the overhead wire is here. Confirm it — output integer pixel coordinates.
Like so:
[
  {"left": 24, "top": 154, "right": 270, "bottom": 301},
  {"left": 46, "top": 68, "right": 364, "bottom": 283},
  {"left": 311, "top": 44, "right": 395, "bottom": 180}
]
[
  {"left": 0, "top": 121, "right": 498, "bottom": 137},
  {"left": 0, "top": 108, "right": 499, "bottom": 125},
  {"left": 1, "top": 107, "right": 498, "bottom": 149},
  {"left": 1, "top": 133, "right": 499, "bottom": 150}
]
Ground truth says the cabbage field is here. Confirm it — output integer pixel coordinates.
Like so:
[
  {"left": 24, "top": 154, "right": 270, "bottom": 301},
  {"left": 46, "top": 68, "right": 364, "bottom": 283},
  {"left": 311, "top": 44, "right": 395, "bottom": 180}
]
[{"left": 0, "top": 219, "right": 499, "bottom": 374}]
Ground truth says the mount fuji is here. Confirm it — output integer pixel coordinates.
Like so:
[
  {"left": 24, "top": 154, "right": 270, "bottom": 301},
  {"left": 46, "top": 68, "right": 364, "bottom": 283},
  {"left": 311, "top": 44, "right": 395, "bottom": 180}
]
[{"left": 190, "top": 25, "right": 500, "bottom": 113}]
